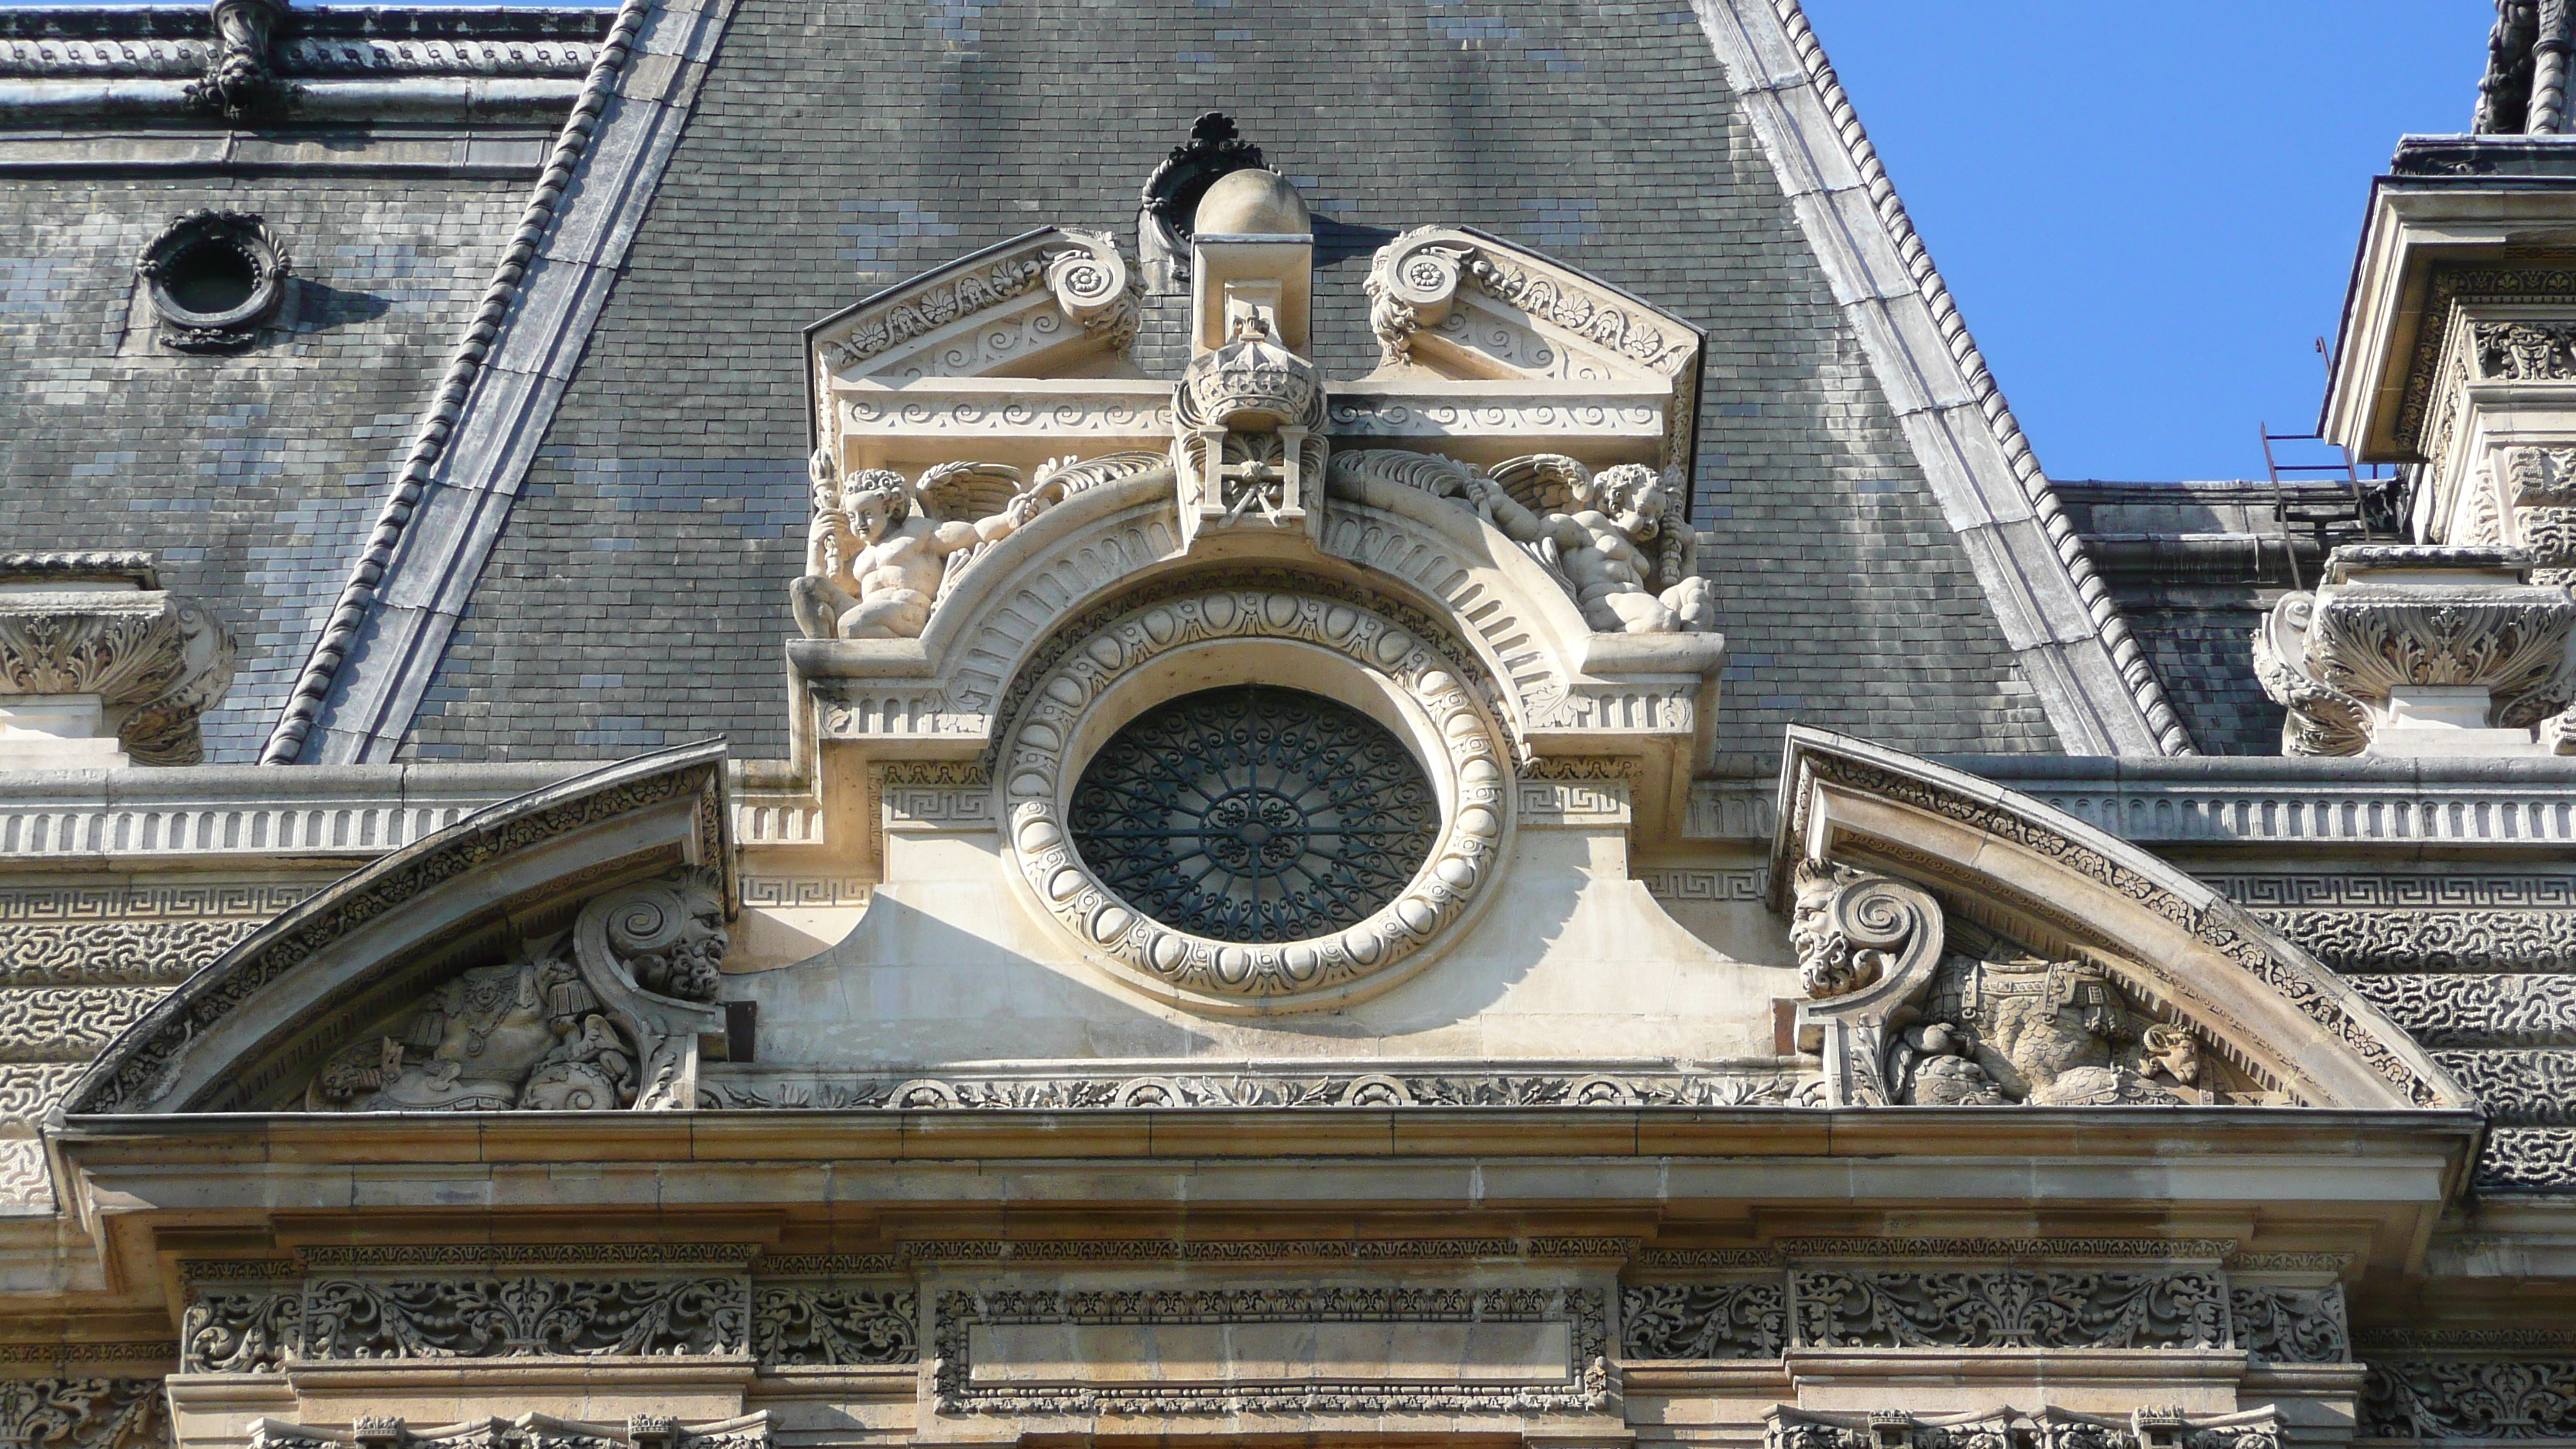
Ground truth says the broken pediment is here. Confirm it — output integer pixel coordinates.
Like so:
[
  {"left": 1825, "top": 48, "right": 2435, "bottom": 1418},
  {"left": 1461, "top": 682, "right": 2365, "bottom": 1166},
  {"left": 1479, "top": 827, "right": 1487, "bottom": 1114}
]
[
  {"left": 67, "top": 743, "right": 737, "bottom": 1116},
  {"left": 1775, "top": 729, "right": 2467, "bottom": 1112}
]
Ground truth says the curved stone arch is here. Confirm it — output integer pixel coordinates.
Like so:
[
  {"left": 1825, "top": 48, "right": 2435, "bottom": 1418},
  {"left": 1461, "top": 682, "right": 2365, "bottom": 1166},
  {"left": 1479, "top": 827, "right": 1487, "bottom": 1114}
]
[
  {"left": 1776, "top": 728, "right": 2469, "bottom": 1113},
  {"left": 996, "top": 583, "right": 1518, "bottom": 1016},
  {"left": 65, "top": 742, "right": 732, "bottom": 1117},
  {"left": 881, "top": 464, "right": 1601, "bottom": 752}
]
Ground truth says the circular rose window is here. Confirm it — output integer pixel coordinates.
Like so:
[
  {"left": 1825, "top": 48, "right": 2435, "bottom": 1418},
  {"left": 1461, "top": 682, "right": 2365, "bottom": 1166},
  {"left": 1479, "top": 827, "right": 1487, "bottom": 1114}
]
[{"left": 1070, "top": 685, "right": 1438, "bottom": 943}]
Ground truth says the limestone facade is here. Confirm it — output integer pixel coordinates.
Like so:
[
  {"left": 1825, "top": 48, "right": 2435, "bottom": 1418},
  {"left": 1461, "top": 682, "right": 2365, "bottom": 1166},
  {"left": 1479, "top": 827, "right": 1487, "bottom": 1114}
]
[{"left": 0, "top": 3, "right": 2572, "bottom": 1449}]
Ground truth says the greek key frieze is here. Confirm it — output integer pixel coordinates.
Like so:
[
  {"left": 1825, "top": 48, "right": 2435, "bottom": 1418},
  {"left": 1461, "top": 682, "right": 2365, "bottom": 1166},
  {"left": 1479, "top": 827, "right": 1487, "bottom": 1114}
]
[
  {"left": 1790, "top": 1268, "right": 2226, "bottom": 1351},
  {"left": 2255, "top": 907, "right": 2576, "bottom": 971},
  {"left": 2364, "top": 1357, "right": 2576, "bottom": 1440},
  {"left": 750, "top": 1286, "right": 916, "bottom": 1367},
  {"left": 1636, "top": 868, "right": 1767, "bottom": 902},
  {"left": 1619, "top": 1281, "right": 1786, "bottom": 1359},
  {"left": 2215, "top": 875, "right": 2576, "bottom": 910}
]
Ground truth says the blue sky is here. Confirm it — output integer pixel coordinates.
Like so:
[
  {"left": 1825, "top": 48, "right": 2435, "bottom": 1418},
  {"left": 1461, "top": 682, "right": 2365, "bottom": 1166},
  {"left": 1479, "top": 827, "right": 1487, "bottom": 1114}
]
[{"left": 1799, "top": 1, "right": 2494, "bottom": 483}]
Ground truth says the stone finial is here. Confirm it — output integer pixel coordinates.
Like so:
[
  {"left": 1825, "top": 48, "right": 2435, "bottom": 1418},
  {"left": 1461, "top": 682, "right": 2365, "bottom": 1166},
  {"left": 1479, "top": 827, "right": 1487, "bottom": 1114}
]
[
  {"left": 1137, "top": 111, "right": 1268, "bottom": 293},
  {"left": 0, "top": 552, "right": 237, "bottom": 768},
  {"left": 187, "top": 0, "right": 290, "bottom": 118},
  {"left": 2254, "top": 544, "right": 2576, "bottom": 756}
]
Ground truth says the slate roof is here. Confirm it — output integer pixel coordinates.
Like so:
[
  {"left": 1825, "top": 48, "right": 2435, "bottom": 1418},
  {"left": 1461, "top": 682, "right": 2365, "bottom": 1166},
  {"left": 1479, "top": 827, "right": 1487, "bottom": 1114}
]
[
  {"left": 0, "top": 0, "right": 2232, "bottom": 767},
  {"left": 0, "top": 171, "right": 534, "bottom": 762},
  {"left": 395, "top": 0, "right": 2109, "bottom": 772}
]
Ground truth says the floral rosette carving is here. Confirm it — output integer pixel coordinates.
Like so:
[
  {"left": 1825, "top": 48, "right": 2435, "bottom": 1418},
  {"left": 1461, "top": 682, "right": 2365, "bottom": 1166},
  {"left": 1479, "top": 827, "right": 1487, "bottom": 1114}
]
[{"left": 1002, "top": 588, "right": 1510, "bottom": 1012}]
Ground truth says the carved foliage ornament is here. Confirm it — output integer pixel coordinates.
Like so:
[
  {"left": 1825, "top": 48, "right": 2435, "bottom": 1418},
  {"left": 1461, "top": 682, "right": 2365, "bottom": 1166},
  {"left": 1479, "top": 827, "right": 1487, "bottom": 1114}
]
[
  {"left": 249, "top": 1414, "right": 768, "bottom": 1449},
  {"left": 1766, "top": 1407, "right": 2279, "bottom": 1449},
  {"left": 303, "top": 868, "right": 728, "bottom": 1114},
  {"left": 0, "top": 1378, "right": 165, "bottom": 1449},
  {"left": 1003, "top": 588, "right": 1508, "bottom": 1009},
  {"left": 1365, "top": 225, "right": 1697, "bottom": 376},
  {"left": 818, "top": 230, "right": 1135, "bottom": 374},
  {"left": 1622, "top": 1273, "right": 2344, "bottom": 1362},
  {"left": 0, "top": 554, "right": 237, "bottom": 766},
  {"left": 303, "top": 1276, "right": 745, "bottom": 1358},
  {"left": 2364, "top": 1358, "right": 2576, "bottom": 1440}
]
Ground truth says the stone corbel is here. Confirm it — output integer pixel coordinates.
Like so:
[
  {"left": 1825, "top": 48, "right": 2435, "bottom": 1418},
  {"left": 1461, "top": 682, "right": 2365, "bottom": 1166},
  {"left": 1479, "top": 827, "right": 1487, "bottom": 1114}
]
[
  {"left": 2255, "top": 544, "right": 2576, "bottom": 756},
  {"left": 1786, "top": 863, "right": 1947, "bottom": 1108},
  {"left": 0, "top": 551, "right": 237, "bottom": 767}
]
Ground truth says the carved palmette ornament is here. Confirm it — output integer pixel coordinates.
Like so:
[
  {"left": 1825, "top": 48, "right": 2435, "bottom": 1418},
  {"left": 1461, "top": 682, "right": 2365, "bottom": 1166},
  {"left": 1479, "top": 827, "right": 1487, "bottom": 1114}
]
[
  {"left": 303, "top": 869, "right": 729, "bottom": 1114},
  {"left": 1767, "top": 1407, "right": 2279, "bottom": 1449}
]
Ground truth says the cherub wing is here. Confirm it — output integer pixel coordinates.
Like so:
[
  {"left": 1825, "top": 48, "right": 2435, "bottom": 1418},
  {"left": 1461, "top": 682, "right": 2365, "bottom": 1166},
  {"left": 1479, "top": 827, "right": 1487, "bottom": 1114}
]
[
  {"left": 911, "top": 461, "right": 1026, "bottom": 523},
  {"left": 1487, "top": 454, "right": 1590, "bottom": 516}
]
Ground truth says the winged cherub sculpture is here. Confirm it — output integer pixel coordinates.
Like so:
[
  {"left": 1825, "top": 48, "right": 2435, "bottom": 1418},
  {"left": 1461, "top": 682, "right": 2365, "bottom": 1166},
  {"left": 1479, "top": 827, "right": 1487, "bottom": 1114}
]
[
  {"left": 1474, "top": 455, "right": 1717, "bottom": 635},
  {"left": 792, "top": 452, "right": 1057, "bottom": 640}
]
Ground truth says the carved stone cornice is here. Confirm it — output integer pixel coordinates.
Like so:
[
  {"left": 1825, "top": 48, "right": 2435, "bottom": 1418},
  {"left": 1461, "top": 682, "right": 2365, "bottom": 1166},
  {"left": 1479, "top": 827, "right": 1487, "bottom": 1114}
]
[
  {"left": 698, "top": 1063, "right": 1804, "bottom": 1111},
  {"left": 2256, "top": 545, "right": 2576, "bottom": 755},
  {"left": 0, "top": 554, "right": 235, "bottom": 766}
]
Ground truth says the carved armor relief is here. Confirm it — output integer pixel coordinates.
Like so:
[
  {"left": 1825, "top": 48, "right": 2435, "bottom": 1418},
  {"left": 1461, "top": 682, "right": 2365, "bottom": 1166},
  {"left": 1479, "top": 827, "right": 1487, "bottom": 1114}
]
[
  {"left": 301, "top": 869, "right": 728, "bottom": 1113},
  {"left": 1789, "top": 862, "right": 2257, "bottom": 1108}
]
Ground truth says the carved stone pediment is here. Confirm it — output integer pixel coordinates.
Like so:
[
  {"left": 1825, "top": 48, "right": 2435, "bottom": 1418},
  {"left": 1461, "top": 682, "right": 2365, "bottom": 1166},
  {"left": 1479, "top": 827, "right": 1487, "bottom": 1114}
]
[
  {"left": 67, "top": 742, "right": 735, "bottom": 1115},
  {"left": 1775, "top": 729, "right": 2466, "bottom": 1112},
  {"left": 1788, "top": 865, "right": 2244, "bottom": 1108},
  {"left": 302, "top": 868, "right": 728, "bottom": 1112}
]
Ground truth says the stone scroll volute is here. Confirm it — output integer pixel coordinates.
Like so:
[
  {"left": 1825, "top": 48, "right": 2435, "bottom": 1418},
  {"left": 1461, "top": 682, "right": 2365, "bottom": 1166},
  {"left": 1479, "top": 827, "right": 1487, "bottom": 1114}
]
[{"left": 1790, "top": 863, "right": 1947, "bottom": 1108}]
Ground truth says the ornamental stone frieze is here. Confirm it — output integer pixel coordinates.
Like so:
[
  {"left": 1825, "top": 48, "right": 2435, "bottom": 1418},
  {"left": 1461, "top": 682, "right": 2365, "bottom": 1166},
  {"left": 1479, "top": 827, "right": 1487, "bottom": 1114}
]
[
  {"left": 2255, "top": 545, "right": 2576, "bottom": 756},
  {"left": 249, "top": 1416, "right": 769, "bottom": 1449},
  {"left": 0, "top": 552, "right": 235, "bottom": 767},
  {"left": 1764, "top": 1407, "right": 2282, "bottom": 1449},
  {"left": 1774, "top": 731, "right": 2461, "bottom": 1113}
]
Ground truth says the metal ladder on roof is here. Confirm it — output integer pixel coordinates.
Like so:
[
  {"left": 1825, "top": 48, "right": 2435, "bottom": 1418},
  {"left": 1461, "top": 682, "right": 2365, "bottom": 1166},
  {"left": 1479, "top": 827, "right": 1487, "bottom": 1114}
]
[{"left": 2259, "top": 425, "right": 2395, "bottom": 591}]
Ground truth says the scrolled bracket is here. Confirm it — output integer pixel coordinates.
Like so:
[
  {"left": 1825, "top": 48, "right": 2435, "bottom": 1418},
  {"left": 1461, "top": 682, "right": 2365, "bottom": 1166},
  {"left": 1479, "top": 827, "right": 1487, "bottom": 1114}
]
[{"left": 1787, "top": 864, "right": 1947, "bottom": 1107}]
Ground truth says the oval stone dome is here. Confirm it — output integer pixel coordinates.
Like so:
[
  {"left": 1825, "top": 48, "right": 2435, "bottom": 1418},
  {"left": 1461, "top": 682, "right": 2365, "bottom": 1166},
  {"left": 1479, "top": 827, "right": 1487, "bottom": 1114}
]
[{"left": 1192, "top": 168, "right": 1310, "bottom": 237}]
